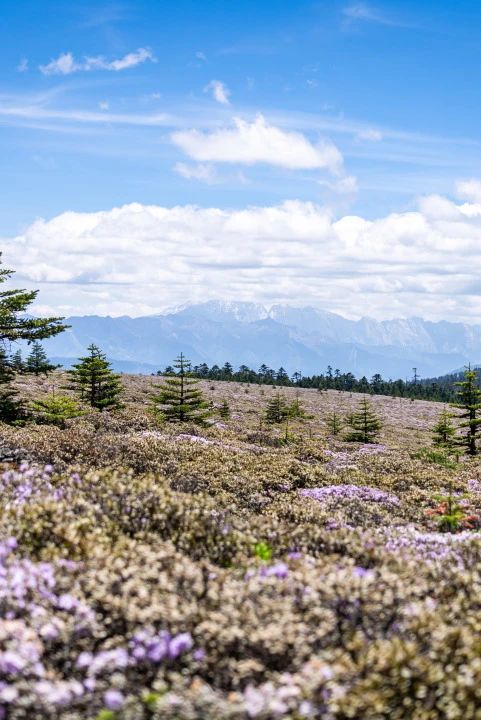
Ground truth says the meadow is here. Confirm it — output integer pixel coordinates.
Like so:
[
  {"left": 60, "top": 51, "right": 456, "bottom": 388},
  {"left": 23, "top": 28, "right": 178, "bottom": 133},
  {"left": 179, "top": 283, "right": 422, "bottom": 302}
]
[{"left": 1, "top": 372, "right": 481, "bottom": 719}]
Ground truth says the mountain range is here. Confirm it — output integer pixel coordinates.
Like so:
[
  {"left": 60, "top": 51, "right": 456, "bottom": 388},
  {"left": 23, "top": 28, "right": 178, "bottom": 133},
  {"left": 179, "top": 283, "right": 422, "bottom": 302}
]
[{"left": 40, "top": 301, "right": 481, "bottom": 379}]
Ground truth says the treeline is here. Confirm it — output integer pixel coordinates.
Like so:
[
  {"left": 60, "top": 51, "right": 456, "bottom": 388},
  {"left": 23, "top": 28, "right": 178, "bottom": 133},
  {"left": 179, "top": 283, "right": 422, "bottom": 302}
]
[{"left": 159, "top": 362, "right": 473, "bottom": 403}]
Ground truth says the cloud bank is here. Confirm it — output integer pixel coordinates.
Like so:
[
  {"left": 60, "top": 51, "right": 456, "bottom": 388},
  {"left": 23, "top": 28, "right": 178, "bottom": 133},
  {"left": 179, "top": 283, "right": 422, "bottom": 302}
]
[{"left": 6, "top": 189, "right": 481, "bottom": 321}]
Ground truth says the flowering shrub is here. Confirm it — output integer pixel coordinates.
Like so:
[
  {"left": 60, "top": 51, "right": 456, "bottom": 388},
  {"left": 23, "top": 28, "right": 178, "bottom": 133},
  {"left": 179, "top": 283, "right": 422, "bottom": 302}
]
[{"left": 0, "top": 376, "right": 481, "bottom": 716}]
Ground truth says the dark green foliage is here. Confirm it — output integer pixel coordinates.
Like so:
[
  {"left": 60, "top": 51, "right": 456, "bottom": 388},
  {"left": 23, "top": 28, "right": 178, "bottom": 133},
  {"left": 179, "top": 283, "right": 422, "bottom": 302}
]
[
  {"left": 151, "top": 353, "right": 210, "bottom": 424},
  {"left": 25, "top": 341, "right": 58, "bottom": 376},
  {"left": 0, "top": 254, "right": 67, "bottom": 343},
  {"left": 287, "top": 393, "right": 308, "bottom": 418},
  {"left": 452, "top": 365, "right": 481, "bottom": 456},
  {"left": 11, "top": 349, "right": 24, "bottom": 373},
  {"left": 30, "top": 394, "right": 84, "bottom": 428},
  {"left": 219, "top": 399, "right": 231, "bottom": 419},
  {"left": 0, "top": 350, "right": 24, "bottom": 423},
  {"left": 265, "top": 392, "right": 289, "bottom": 424},
  {"left": 345, "top": 397, "right": 382, "bottom": 443},
  {"left": 325, "top": 411, "right": 343, "bottom": 436},
  {"left": 67, "top": 344, "right": 123, "bottom": 411},
  {"left": 432, "top": 408, "right": 456, "bottom": 449}
]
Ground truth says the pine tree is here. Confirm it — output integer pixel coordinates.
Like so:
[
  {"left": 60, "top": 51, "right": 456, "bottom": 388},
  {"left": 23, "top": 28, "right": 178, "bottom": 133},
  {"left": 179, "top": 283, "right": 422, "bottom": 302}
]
[
  {"left": 25, "top": 341, "right": 58, "bottom": 376},
  {"left": 219, "top": 399, "right": 231, "bottom": 419},
  {"left": 67, "top": 344, "right": 123, "bottom": 410},
  {"left": 11, "top": 349, "right": 24, "bottom": 374},
  {"left": 345, "top": 397, "right": 382, "bottom": 443},
  {"left": 432, "top": 408, "right": 456, "bottom": 449},
  {"left": 265, "top": 392, "right": 289, "bottom": 424},
  {"left": 326, "top": 411, "right": 343, "bottom": 436},
  {"left": 452, "top": 365, "right": 481, "bottom": 456},
  {"left": 151, "top": 353, "right": 210, "bottom": 424}
]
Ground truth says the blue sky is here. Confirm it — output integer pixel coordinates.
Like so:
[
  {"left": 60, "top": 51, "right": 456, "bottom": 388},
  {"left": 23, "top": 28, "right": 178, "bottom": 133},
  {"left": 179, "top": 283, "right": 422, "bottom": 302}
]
[{"left": 4, "top": 1, "right": 481, "bottom": 321}]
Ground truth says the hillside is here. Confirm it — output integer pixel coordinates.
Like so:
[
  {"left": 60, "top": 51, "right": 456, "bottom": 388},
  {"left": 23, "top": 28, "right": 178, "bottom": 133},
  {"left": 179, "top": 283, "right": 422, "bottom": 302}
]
[
  {"left": 39, "top": 301, "right": 481, "bottom": 378},
  {"left": 2, "top": 372, "right": 481, "bottom": 717}
]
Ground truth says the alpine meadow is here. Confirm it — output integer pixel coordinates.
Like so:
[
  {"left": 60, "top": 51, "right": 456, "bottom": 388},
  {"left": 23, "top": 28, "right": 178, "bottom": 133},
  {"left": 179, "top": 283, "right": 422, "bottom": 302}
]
[{"left": 4, "top": 2, "right": 481, "bottom": 719}]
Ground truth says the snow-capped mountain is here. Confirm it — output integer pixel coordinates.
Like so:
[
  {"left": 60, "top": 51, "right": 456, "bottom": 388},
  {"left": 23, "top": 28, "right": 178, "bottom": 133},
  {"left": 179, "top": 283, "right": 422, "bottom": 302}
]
[{"left": 40, "top": 301, "right": 481, "bottom": 378}]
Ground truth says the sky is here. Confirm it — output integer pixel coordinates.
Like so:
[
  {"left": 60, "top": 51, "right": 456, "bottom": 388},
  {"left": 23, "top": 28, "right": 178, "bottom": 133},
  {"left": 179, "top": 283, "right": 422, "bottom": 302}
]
[{"left": 3, "top": 0, "right": 481, "bottom": 321}]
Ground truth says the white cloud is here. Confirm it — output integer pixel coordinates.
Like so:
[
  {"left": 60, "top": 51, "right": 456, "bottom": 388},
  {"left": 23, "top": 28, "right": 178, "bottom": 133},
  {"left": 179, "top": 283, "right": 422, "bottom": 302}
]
[
  {"left": 39, "top": 48, "right": 154, "bottom": 75},
  {"left": 357, "top": 128, "right": 383, "bottom": 142},
  {"left": 172, "top": 114, "right": 343, "bottom": 173},
  {"left": 174, "top": 162, "right": 218, "bottom": 183},
  {"left": 7, "top": 188, "right": 481, "bottom": 321},
  {"left": 204, "top": 80, "right": 230, "bottom": 105},
  {"left": 456, "top": 179, "right": 481, "bottom": 204},
  {"left": 196, "top": 51, "right": 207, "bottom": 62},
  {"left": 17, "top": 58, "right": 28, "bottom": 73},
  {"left": 99, "top": 101, "right": 109, "bottom": 111}
]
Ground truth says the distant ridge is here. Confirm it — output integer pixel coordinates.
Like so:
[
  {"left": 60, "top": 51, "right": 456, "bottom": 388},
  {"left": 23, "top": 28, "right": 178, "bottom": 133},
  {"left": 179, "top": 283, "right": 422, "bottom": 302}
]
[{"left": 40, "top": 301, "right": 481, "bottom": 378}]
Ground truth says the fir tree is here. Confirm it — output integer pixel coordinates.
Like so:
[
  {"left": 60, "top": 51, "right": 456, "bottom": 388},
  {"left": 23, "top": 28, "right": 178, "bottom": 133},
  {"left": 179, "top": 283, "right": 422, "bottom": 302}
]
[
  {"left": 67, "top": 344, "right": 123, "bottom": 410},
  {"left": 452, "top": 365, "right": 481, "bottom": 455},
  {"left": 25, "top": 341, "right": 58, "bottom": 376},
  {"left": 345, "top": 397, "right": 382, "bottom": 443},
  {"left": 0, "top": 254, "right": 67, "bottom": 343},
  {"left": 0, "top": 351, "right": 23, "bottom": 423},
  {"left": 151, "top": 353, "right": 210, "bottom": 424},
  {"left": 326, "top": 411, "right": 343, "bottom": 436},
  {"left": 265, "top": 392, "right": 289, "bottom": 424},
  {"left": 432, "top": 408, "right": 456, "bottom": 449},
  {"left": 11, "top": 349, "right": 24, "bottom": 374},
  {"left": 219, "top": 399, "right": 231, "bottom": 419}
]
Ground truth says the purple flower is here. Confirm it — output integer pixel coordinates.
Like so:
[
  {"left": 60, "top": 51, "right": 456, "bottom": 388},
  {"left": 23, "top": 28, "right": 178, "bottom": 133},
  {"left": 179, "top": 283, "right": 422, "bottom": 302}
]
[
  {"left": 104, "top": 689, "right": 124, "bottom": 711},
  {"left": 168, "top": 632, "right": 193, "bottom": 659}
]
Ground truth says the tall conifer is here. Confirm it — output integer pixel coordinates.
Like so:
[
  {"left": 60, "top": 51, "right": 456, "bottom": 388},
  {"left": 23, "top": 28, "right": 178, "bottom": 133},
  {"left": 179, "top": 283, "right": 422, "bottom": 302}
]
[
  {"left": 67, "top": 344, "right": 123, "bottom": 410},
  {"left": 151, "top": 353, "right": 210, "bottom": 423},
  {"left": 452, "top": 365, "right": 481, "bottom": 455},
  {"left": 345, "top": 397, "right": 382, "bottom": 443}
]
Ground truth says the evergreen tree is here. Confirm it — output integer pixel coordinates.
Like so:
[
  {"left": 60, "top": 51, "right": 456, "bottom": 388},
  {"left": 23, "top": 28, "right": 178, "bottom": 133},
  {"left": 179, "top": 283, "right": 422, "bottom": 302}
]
[
  {"left": 0, "top": 351, "right": 23, "bottom": 423},
  {"left": 30, "top": 394, "right": 84, "bottom": 428},
  {"left": 25, "top": 341, "right": 58, "bottom": 376},
  {"left": 11, "top": 349, "right": 24, "bottom": 374},
  {"left": 265, "top": 392, "right": 289, "bottom": 424},
  {"left": 0, "top": 255, "right": 67, "bottom": 343},
  {"left": 0, "top": 255, "right": 66, "bottom": 423},
  {"left": 345, "top": 397, "right": 382, "bottom": 443},
  {"left": 432, "top": 408, "right": 457, "bottom": 449},
  {"left": 219, "top": 399, "right": 231, "bottom": 419},
  {"left": 151, "top": 353, "right": 210, "bottom": 424},
  {"left": 452, "top": 365, "right": 481, "bottom": 455},
  {"left": 67, "top": 344, "right": 123, "bottom": 410},
  {"left": 326, "top": 411, "right": 343, "bottom": 436}
]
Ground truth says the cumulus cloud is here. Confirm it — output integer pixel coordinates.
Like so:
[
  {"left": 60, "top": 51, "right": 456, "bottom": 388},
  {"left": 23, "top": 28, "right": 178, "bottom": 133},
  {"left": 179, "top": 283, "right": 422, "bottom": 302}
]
[
  {"left": 172, "top": 115, "right": 343, "bottom": 173},
  {"left": 17, "top": 58, "right": 28, "bottom": 73},
  {"left": 456, "top": 179, "right": 481, "bottom": 204},
  {"left": 204, "top": 79, "right": 230, "bottom": 104},
  {"left": 6, "top": 190, "right": 481, "bottom": 321},
  {"left": 39, "top": 48, "right": 154, "bottom": 75}
]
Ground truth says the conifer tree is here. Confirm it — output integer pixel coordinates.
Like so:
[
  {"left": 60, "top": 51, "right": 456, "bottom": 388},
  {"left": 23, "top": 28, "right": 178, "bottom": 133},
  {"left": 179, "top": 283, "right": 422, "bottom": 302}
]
[
  {"left": 11, "top": 349, "right": 24, "bottom": 374},
  {"left": 67, "top": 344, "right": 123, "bottom": 410},
  {"left": 265, "top": 392, "right": 289, "bottom": 424},
  {"left": 0, "top": 254, "right": 67, "bottom": 343},
  {"left": 326, "top": 411, "right": 343, "bottom": 436},
  {"left": 219, "top": 399, "right": 231, "bottom": 419},
  {"left": 151, "top": 353, "right": 210, "bottom": 424},
  {"left": 25, "top": 341, "right": 58, "bottom": 376},
  {"left": 345, "top": 397, "right": 382, "bottom": 443},
  {"left": 452, "top": 365, "right": 481, "bottom": 455},
  {"left": 0, "top": 351, "right": 23, "bottom": 423},
  {"left": 30, "top": 394, "right": 84, "bottom": 428},
  {"left": 432, "top": 408, "right": 456, "bottom": 449}
]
